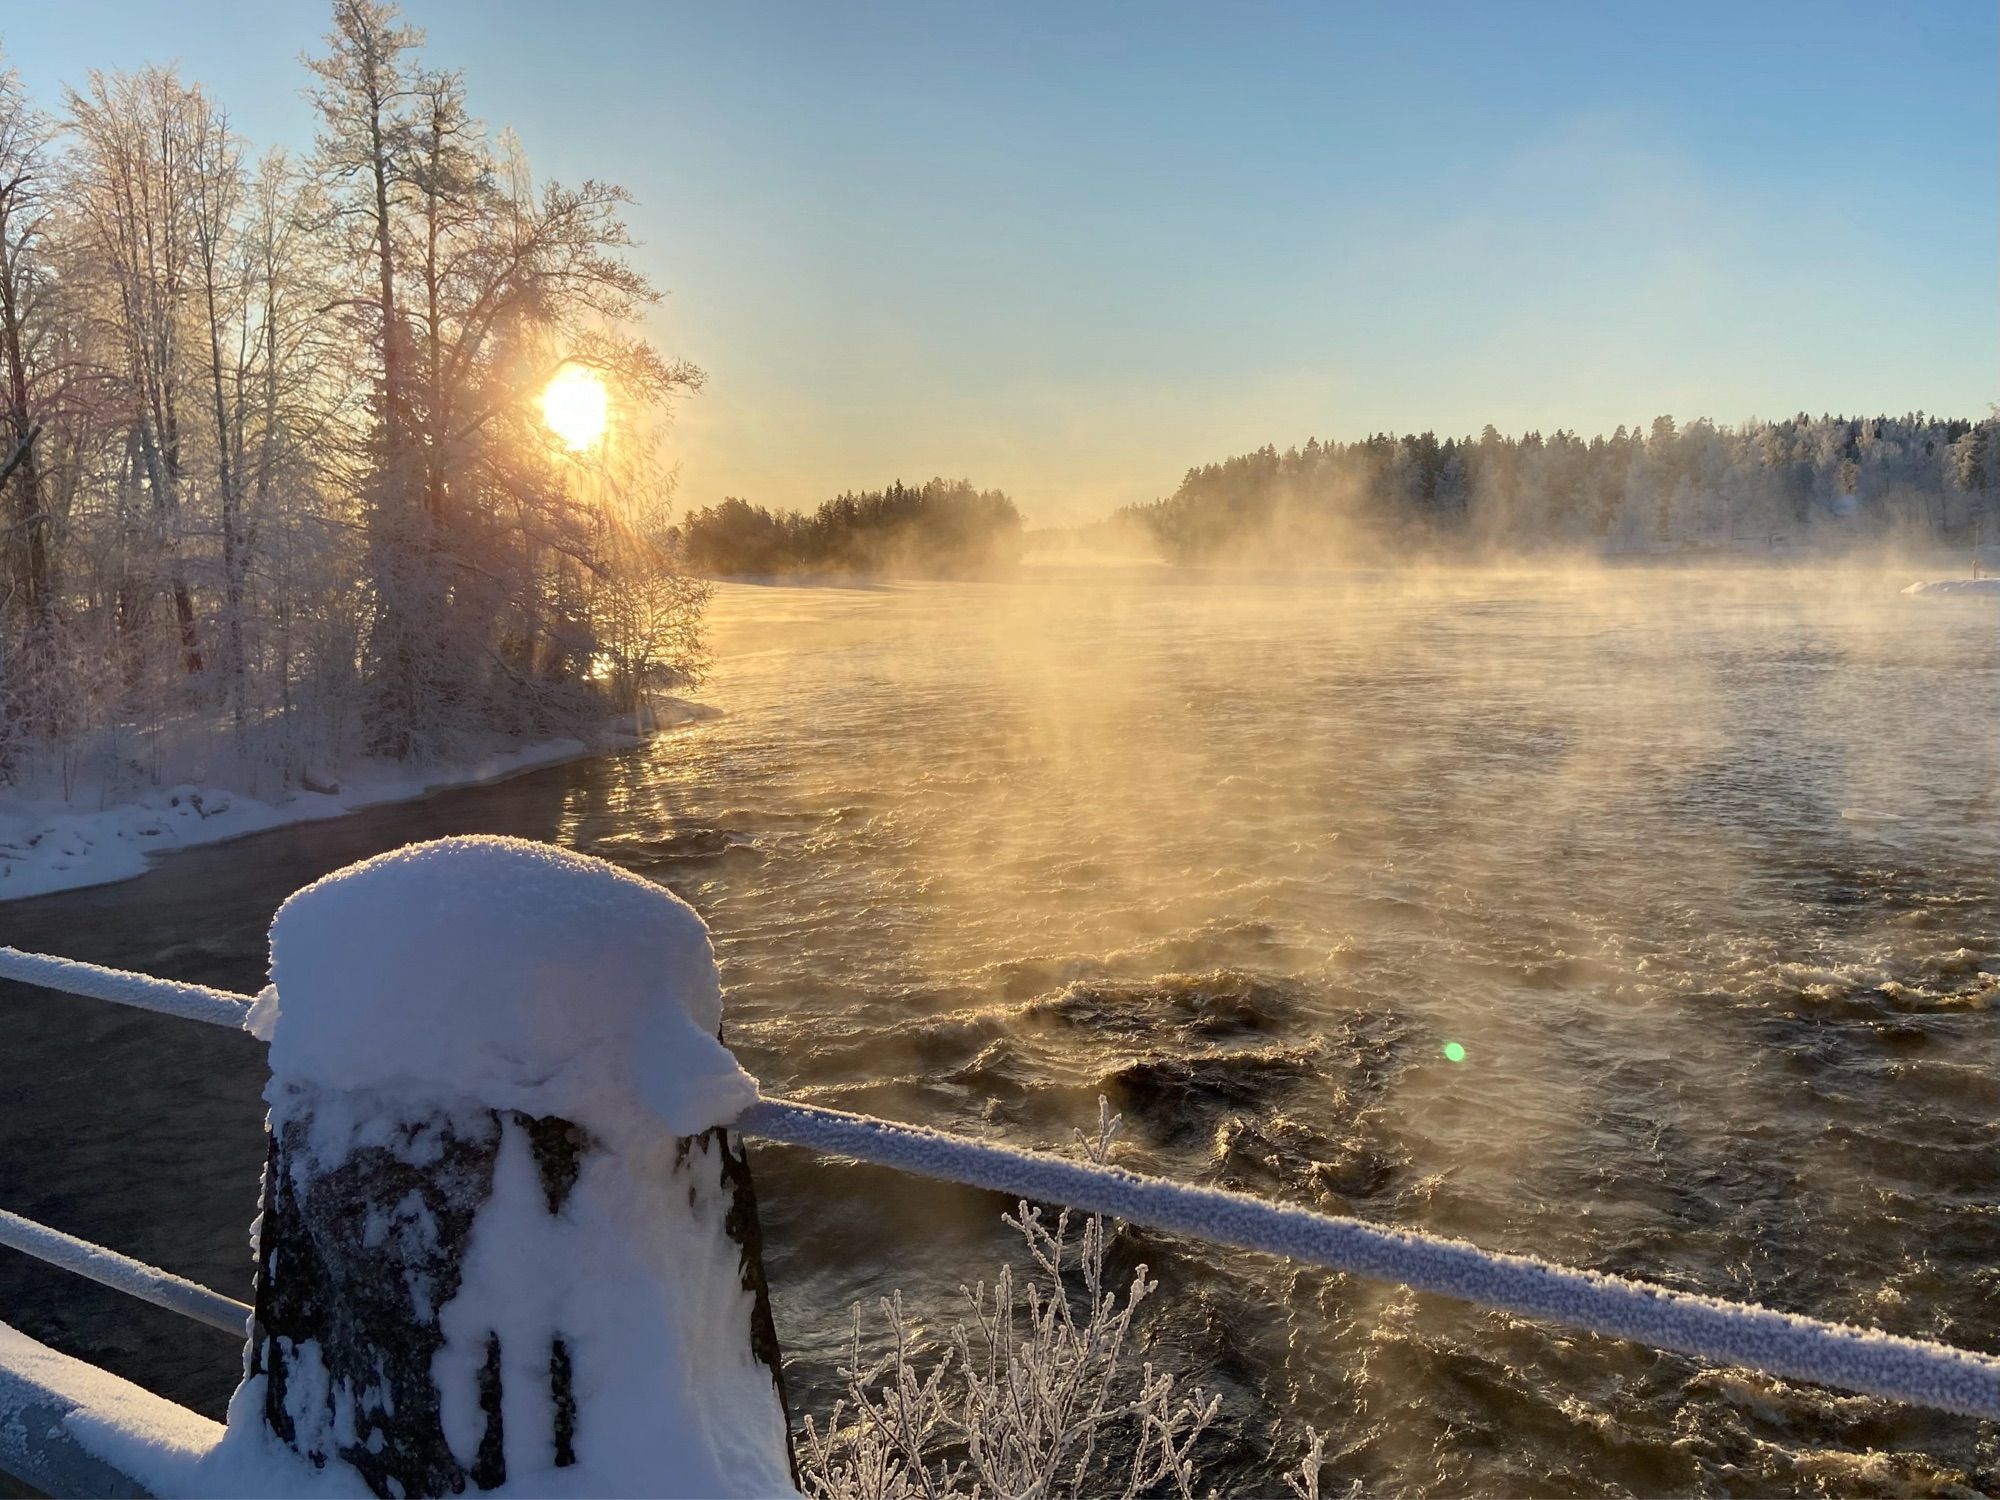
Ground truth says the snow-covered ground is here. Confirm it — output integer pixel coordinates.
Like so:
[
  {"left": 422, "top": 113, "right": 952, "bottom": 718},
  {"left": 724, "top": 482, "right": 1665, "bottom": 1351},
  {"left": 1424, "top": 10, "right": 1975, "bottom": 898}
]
[
  {"left": 0, "top": 704, "right": 710, "bottom": 903},
  {"left": 1902, "top": 577, "right": 2000, "bottom": 597}
]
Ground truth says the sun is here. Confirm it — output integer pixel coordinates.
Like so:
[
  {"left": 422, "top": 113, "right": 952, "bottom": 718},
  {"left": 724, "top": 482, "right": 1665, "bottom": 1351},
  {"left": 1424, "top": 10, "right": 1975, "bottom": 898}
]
[{"left": 542, "top": 364, "right": 608, "bottom": 451}]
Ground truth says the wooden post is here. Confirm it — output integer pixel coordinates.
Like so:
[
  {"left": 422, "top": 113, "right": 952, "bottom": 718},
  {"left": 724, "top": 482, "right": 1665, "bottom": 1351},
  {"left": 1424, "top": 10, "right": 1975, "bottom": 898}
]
[{"left": 234, "top": 837, "right": 795, "bottom": 1498}]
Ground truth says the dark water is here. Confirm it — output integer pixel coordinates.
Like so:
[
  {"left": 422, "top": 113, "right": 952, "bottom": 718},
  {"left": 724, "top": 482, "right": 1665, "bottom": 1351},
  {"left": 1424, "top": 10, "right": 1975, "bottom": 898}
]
[{"left": 2, "top": 565, "right": 1996, "bottom": 1495}]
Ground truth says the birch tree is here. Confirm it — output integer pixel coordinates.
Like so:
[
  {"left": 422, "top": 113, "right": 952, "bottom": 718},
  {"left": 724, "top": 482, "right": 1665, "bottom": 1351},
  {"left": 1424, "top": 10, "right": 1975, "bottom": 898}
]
[
  {"left": 65, "top": 67, "right": 210, "bottom": 677},
  {"left": 0, "top": 4, "right": 711, "bottom": 792},
  {"left": 0, "top": 55, "right": 59, "bottom": 755}
]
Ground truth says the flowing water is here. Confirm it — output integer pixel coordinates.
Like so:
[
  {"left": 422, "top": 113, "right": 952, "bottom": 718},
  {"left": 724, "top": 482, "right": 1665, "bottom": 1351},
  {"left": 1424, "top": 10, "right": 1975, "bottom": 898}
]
[{"left": 2, "top": 564, "right": 1996, "bottom": 1495}]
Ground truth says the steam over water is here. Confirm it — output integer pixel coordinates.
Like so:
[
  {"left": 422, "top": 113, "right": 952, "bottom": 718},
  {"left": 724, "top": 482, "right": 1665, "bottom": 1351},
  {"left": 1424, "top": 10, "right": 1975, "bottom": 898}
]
[
  {"left": 2, "top": 564, "right": 1995, "bottom": 1493},
  {"left": 652, "top": 565, "right": 2000, "bottom": 1495}
]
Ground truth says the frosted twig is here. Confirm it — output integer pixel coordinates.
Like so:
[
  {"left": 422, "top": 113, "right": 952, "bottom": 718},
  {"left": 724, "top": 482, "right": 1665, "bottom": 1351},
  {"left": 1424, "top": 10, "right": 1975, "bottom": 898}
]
[{"left": 798, "top": 1098, "right": 1218, "bottom": 1500}]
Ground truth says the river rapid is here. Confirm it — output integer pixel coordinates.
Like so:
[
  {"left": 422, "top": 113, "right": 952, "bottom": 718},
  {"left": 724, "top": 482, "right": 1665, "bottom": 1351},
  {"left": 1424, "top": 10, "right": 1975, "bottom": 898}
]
[{"left": 2, "top": 563, "right": 1996, "bottom": 1495}]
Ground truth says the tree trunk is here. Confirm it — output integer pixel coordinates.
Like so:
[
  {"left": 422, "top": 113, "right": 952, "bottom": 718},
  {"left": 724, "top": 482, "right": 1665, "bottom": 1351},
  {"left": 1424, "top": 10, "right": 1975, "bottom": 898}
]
[{"left": 133, "top": 420, "right": 204, "bottom": 675}]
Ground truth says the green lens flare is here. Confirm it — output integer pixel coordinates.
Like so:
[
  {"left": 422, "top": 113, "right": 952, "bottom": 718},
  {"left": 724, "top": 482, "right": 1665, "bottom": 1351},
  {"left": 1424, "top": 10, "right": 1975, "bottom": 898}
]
[{"left": 1442, "top": 1041, "right": 1467, "bottom": 1063}]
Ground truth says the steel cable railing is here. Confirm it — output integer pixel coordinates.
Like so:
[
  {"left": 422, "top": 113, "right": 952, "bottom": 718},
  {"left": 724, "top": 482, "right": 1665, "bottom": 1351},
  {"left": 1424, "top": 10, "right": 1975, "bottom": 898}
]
[
  {"left": 3, "top": 944, "right": 1997, "bottom": 1420},
  {"left": 0, "top": 947, "right": 252, "bottom": 1029},
  {"left": 0, "top": 1208, "right": 249, "bottom": 1336},
  {"left": 739, "top": 1098, "right": 2000, "bottom": 1420}
]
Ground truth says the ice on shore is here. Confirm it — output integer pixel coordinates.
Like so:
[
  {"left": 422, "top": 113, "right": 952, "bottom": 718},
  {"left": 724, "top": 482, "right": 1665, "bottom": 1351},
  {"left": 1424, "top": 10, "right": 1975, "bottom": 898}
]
[{"left": 1902, "top": 578, "right": 2000, "bottom": 597}]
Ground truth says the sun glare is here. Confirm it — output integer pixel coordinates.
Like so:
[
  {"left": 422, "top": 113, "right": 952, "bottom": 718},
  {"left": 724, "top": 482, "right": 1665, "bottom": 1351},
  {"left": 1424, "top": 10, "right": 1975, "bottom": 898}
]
[{"left": 542, "top": 365, "right": 609, "bottom": 451}]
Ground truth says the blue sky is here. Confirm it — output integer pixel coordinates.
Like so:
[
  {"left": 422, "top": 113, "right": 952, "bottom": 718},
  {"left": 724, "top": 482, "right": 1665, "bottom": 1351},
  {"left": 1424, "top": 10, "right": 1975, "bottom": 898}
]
[{"left": 7, "top": 1, "right": 1995, "bottom": 521}]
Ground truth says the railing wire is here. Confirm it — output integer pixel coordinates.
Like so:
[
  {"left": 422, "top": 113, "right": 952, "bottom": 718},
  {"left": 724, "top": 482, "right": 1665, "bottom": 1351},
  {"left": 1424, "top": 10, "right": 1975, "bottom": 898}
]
[
  {"left": 741, "top": 1099, "right": 2000, "bottom": 1420},
  {"left": 0, "top": 1208, "right": 250, "bottom": 1337},
  {"left": 0, "top": 947, "right": 252, "bottom": 1029},
  {"left": 6, "top": 946, "right": 1999, "bottom": 1420}
]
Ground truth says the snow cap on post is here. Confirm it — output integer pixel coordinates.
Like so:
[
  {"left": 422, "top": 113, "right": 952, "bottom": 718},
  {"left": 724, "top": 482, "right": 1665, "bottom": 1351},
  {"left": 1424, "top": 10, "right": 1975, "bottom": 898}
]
[
  {"left": 227, "top": 836, "right": 795, "bottom": 1497},
  {"left": 253, "top": 835, "right": 757, "bottom": 1137}
]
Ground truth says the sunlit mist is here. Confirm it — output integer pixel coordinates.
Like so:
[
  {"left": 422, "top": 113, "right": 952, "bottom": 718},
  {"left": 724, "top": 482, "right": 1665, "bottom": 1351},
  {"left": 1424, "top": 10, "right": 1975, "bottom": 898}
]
[
  {"left": 543, "top": 364, "right": 608, "bottom": 451},
  {"left": 2, "top": 3, "right": 1995, "bottom": 1495}
]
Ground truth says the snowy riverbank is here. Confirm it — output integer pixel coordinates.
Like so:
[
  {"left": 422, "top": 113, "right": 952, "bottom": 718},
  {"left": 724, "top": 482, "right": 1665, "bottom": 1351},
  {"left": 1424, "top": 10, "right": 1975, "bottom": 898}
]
[
  {"left": 1902, "top": 577, "right": 2000, "bottom": 597},
  {"left": 0, "top": 703, "right": 710, "bottom": 904}
]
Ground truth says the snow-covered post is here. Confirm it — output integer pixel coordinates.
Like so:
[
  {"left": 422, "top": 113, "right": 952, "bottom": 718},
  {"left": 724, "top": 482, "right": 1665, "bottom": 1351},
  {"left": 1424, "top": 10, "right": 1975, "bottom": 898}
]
[{"left": 224, "top": 837, "right": 795, "bottom": 1498}]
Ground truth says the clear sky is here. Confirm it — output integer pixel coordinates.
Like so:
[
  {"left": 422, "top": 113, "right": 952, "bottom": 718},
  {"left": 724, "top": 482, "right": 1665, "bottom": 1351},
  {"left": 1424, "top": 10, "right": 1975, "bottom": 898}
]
[{"left": 6, "top": 1, "right": 1995, "bottom": 522}]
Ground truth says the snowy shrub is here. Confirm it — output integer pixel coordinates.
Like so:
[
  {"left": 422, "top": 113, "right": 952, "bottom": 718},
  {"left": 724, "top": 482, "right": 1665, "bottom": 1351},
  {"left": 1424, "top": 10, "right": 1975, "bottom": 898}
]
[
  {"left": 798, "top": 1100, "right": 1224, "bottom": 1500},
  {"left": 1285, "top": 1426, "right": 1364, "bottom": 1500}
]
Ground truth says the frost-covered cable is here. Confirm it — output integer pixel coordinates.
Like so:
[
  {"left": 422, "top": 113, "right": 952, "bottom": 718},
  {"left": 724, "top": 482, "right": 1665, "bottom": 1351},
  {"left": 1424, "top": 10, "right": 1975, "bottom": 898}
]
[
  {"left": 7, "top": 942, "right": 1996, "bottom": 1419},
  {"left": 738, "top": 1098, "right": 2000, "bottom": 1421},
  {"left": 0, "top": 1207, "right": 250, "bottom": 1337},
  {"left": 0, "top": 947, "right": 253, "bottom": 1030}
]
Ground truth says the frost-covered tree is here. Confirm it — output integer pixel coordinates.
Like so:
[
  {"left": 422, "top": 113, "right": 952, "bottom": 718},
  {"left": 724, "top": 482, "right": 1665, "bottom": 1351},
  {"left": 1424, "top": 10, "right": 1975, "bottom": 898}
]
[
  {"left": 0, "top": 4, "right": 709, "bottom": 796},
  {"left": 64, "top": 67, "right": 222, "bottom": 677},
  {"left": 0, "top": 52, "right": 61, "bottom": 762},
  {"left": 306, "top": 1, "right": 703, "bottom": 757},
  {"left": 1122, "top": 411, "right": 1999, "bottom": 563}
]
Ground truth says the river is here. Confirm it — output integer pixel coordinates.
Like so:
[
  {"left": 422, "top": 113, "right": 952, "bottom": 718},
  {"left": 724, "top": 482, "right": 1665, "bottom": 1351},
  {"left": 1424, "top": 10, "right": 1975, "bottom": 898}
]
[{"left": 2, "top": 563, "right": 1995, "bottom": 1495}]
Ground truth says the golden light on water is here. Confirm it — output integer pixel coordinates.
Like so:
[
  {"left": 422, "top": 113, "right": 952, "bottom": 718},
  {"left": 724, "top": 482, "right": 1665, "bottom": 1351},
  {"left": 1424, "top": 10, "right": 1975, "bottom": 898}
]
[{"left": 542, "top": 365, "right": 609, "bottom": 451}]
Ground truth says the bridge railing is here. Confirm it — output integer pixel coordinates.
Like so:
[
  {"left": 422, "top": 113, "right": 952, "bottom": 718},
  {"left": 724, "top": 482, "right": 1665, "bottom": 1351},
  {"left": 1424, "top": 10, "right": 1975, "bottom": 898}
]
[{"left": 3, "top": 914, "right": 1998, "bottom": 1494}]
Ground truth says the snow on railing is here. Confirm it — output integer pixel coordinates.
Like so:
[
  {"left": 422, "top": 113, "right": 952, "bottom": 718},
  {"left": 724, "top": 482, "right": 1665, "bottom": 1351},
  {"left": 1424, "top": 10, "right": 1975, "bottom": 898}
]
[
  {"left": 0, "top": 946, "right": 252, "bottom": 1030},
  {"left": 0, "top": 1208, "right": 249, "bottom": 1337},
  {"left": 4, "top": 939, "right": 1999, "bottom": 1423},
  {"left": 740, "top": 1099, "right": 2000, "bottom": 1421}
]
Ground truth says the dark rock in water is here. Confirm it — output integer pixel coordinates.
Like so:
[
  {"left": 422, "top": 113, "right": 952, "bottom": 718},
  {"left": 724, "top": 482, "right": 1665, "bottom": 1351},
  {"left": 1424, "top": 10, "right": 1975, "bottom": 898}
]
[
  {"left": 1026, "top": 969, "right": 1296, "bottom": 1041},
  {"left": 587, "top": 825, "right": 756, "bottom": 865},
  {"left": 1211, "top": 1111, "right": 1395, "bottom": 1205},
  {"left": 1105, "top": 1045, "right": 1320, "bottom": 1143}
]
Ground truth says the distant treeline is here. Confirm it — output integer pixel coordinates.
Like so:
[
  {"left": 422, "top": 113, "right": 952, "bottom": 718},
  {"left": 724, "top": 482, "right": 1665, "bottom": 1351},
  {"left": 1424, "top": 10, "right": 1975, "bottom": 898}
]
[
  {"left": 676, "top": 479, "right": 1024, "bottom": 577},
  {"left": 1119, "top": 413, "right": 2000, "bottom": 563}
]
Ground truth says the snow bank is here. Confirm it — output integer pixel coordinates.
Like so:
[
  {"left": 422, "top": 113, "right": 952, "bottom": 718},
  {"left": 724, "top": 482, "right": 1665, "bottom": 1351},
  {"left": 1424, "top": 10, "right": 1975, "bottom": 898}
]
[
  {"left": 0, "top": 782, "right": 299, "bottom": 901},
  {"left": 1902, "top": 578, "right": 2000, "bottom": 597},
  {"left": 213, "top": 836, "right": 790, "bottom": 1497},
  {"left": 0, "top": 722, "right": 669, "bottom": 904}
]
